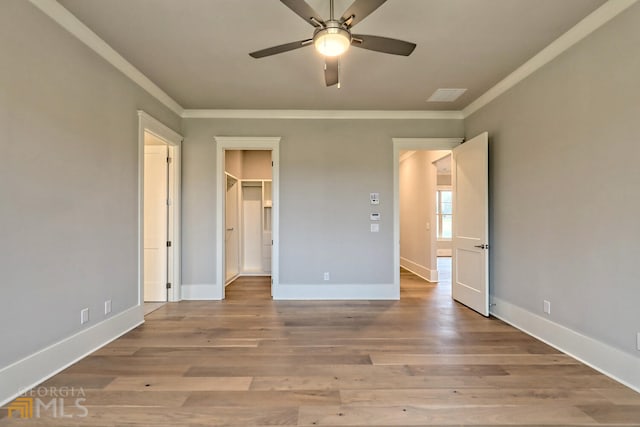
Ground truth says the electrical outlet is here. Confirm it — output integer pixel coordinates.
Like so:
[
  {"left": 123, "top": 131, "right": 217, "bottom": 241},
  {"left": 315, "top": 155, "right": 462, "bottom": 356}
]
[
  {"left": 323, "top": 272, "right": 330, "bottom": 281},
  {"left": 80, "top": 308, "right": 89, "bottom": 325},
  {"left": 105, "top": 300, "right": 112, "bottom": 315},
  {"left": 543, "top": 300, "right": 551, "bottom": 315}
]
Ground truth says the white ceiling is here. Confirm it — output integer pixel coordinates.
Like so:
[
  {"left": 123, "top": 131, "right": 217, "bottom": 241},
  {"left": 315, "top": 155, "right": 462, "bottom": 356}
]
[{"left": 56, "top": 0, "right": 606, "bottom": 111}]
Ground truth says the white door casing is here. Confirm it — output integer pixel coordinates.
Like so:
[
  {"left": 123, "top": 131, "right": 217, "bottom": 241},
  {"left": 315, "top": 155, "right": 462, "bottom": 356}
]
[
  {"left": 138, "top": 111, "right": 182, "bottom": 304},
  {"left": 143, "top": 144, "right": 168, "bottom": 302},
  {"left": 452, "top": 132, "right": 489, "bottom": 316},
  {"left": 215, "top": 137, "right": 280, "bottom": 300}
]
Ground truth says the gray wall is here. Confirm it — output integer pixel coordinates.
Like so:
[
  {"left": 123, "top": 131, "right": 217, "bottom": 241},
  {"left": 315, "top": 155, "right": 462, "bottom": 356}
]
[
  {"left": 465, "top": 3, "right": 640, "bottom": 356},
  {"left": 0, "top": 1, "right": 180, "bottom": 367},
  {"left": 182, "top": 119, "right": 463, "bottom": 287}
]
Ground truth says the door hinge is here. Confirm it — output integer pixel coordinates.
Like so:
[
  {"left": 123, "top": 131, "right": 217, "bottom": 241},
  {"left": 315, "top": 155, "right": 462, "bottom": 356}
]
[
  {"left": 167, "top": 241, "right": 172, "bottom": 247},
  {"left": 166, "top": 283, "right": 172, "bottom": 289},
  {"left": 271, "top": 161, "right": 274, "bottom": 167},
  {"left": 167, "top": 157, "right": 172, "bottom": 164},
  {"left": 271, "top": 240, "right": 273, "bottom": 245}
]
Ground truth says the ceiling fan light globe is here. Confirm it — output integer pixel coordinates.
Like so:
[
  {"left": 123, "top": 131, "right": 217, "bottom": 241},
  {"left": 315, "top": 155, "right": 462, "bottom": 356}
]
[{"left": 314, "top": 27, "right": 351, "bottom": 57}]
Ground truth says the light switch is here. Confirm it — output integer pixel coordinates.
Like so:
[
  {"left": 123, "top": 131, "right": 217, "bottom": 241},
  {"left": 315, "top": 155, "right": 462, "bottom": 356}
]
[
  {"left": 370, "top": 223, "right": 380, "bottom": 233},
  {"left": 370, "top": 193, "right": 380, "bottom": 205},
  {"left": 370, "top": 213, "right": 380, "bottom": 221}
]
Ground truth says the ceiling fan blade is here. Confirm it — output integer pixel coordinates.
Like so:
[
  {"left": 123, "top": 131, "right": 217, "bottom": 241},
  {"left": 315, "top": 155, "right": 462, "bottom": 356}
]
[
  {"left": 324, "top": 57, "right": 339, "bottom": 87},
  {"left": 280, "top": 0, "right": 325, "bottom": 27},
  {"left": 341, "top": 0, "right": 387, "bottom": 28},
  {"left": 249, "top": 39, "right": 313, "bottom": 58},
  {"left": 351, "top": 34, "right": 416, "bottom": 56}
]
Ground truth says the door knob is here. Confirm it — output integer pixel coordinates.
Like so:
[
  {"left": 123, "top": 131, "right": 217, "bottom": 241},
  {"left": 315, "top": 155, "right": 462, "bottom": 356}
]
[{"left": 474, "top": 244, "right": 489, "bottom": 249}]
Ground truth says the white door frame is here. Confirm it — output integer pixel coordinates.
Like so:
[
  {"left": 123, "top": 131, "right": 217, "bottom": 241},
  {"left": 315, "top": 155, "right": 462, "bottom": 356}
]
[
  {"left": 138, "top": 111, "right": 183, "bottom": 303},
  {"left": 215, "top": 136, "right": 281, "bottom": 300},
  {"left": 393, "top": 138, "right": 463, "bottom": 294}
]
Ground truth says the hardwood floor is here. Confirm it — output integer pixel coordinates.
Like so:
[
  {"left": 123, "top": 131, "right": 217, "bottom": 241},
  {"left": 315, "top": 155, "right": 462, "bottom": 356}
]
[{"left": 2, "top": 267, "right": 639, "bottom": 426}]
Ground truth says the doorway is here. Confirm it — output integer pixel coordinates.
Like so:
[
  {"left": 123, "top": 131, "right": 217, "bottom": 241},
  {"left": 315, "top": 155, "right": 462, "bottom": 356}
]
[
  {"left": 393, "top": 138, "right": 462, "bottom": 297},
  {"left": 393, "top": 134, "right": 490, "bottom": 316},
  {"left": 138, "top": 111, "right": 182, "bottom": 307},
  {"left": 399, "top": 149, "right": 451, "bottom": 283},
  {"left": 215, "top": 137, "right": 280, "bottom": 300},
  {"left": 224, "top": 149, "right": 273, "bottom": 288}
]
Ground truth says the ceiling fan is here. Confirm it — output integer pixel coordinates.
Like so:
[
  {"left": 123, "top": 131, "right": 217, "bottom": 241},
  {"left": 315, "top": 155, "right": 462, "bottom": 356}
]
[{"left": 249, "top": 0, "right": 417, "bottom": 87}]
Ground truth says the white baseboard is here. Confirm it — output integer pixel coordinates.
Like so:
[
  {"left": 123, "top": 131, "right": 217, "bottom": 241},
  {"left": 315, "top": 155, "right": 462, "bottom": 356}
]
[
  {"left": 491, "top": 297, "right": 640, "bottom": 393},
  {"left": 0, "top": 305, "right": 143, "bottom": 407},
  {"left": 273, "top": 283, "right": 399, "bottom": 300},
  {"left": 400, "top": 257, "right": 438, "bottom": 282},
  {"left": 225, "top": 275, "right": 239, "bottom": 287},
  {"left": 181, "top": 284, "right": 218, "bottom": 300}
]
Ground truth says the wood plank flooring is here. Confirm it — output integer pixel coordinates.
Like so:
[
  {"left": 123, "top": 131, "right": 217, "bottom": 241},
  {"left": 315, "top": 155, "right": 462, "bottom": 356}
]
[{"left": 2, "top": 264, "right": 639, "bottom": 426}]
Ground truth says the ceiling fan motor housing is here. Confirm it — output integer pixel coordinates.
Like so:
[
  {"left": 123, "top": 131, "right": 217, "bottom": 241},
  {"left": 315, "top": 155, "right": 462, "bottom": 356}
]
[{"left": 313, "top": 21, "right": 352, "bottom": 57}]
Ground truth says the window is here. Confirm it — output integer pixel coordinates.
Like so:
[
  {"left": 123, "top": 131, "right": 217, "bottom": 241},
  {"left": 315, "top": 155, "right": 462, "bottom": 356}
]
[{"left": 436, "top": 189, "right": 452, "bottom": 239}]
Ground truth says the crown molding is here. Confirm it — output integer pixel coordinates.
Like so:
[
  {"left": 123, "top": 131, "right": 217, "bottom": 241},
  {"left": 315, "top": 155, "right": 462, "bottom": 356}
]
[
  {"left": 182, "top": 109, "right": 464, "bottom": 120},
  {"left": 29, "top": 0, "right": 184, "bottom": 117},
  {"left": 463, "top": 0, "right": 638, "bottom": 118}
]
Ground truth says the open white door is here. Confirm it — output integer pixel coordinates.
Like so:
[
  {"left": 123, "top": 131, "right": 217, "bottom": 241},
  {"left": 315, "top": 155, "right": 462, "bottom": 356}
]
[
  {"left": 452, "top": 132, "right": 489, "bottom": 316},
  {"left": 225, "top": 174, "right": 240, "bottom": 283},
  {"left": 143, "top": 144, "right": 168, "bottom": 302}
]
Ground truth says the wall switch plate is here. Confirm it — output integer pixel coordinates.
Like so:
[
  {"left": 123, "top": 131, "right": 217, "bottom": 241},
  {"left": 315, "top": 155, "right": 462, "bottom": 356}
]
[
  {"left": 370, "top": 193, "right": 380, "bottom": 205},
  {"left": 105, "top": 300, "right": 112, "bottom": 315},
  {"left": 543, "top": 300, "right": 551, "bottom": 315},
  {"left": 371, "top": 223, "right": 380, "bottom": 233},
  {"left": 370, "top": 213, "right": 380, "bottom": 221},
  {"left": 80, "top": 308, "right": 89, "bottom": 325},
  {"left": 323, "top": 272, "right": 330, "bottom": 281}
]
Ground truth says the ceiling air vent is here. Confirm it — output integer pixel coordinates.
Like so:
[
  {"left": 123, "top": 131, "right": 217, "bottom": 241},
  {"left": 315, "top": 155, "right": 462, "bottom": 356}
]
[{"left": 427, "top": 88, "right": 467, "bottom": 102}]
